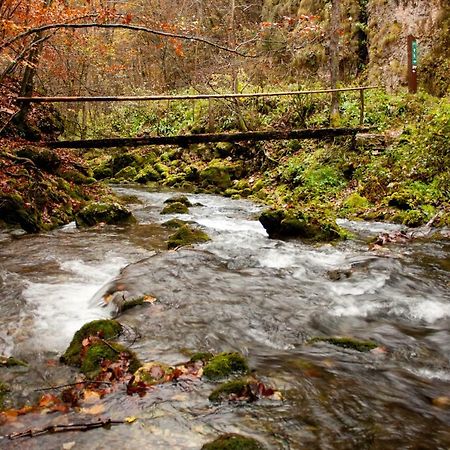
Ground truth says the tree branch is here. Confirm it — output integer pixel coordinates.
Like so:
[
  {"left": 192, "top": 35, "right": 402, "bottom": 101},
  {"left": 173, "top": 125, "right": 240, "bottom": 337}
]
[{"left": 0, "top": 22, "right": 254, "bottom": 57}]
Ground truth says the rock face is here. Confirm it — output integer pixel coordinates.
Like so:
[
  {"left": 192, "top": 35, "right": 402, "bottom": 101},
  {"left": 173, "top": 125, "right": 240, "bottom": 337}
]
[{"left": 75, "top": 201, "right": 135, "bottom": 227}]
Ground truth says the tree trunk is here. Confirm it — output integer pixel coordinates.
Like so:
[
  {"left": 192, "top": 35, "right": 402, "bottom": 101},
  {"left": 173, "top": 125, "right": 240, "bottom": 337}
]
[{"left": 330, "top": 0, "right": 341, "bottom": 127}]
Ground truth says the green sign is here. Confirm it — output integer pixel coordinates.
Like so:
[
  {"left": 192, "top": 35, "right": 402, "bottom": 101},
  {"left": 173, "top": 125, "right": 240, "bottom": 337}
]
[{"left": 411, "top": 40, "right": 418, "bottom": 67}]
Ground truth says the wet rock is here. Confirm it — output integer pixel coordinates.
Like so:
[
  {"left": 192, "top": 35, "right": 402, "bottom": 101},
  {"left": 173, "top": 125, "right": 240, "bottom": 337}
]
[
  {"left": 201, "top": 434, "right": 265, "bottom": 450},
  {"left": 161, "top": 202, "right": 189, "bottom": 215},
  {"left": 259, "top": 208, "right": 343, "bottom": 241},
  {"left": 75, "top": 201, "right": 135, "bottom": 227},
  {"left": 432, "top": 396, "right": 450, "bottom": 409},
  {"left": 167, "top": 225, "right": 210, "bottom": 249},
  {"left": 0, "top": 192, "right": 40, "bottom": 233},
  {"left": 309, "top": 336, "right": 379, "bottom": 352},
  {"left": 208, "top": 378, "right": 254, "bottom": 403},
  {"left": 61, "top": 319, "right": 123, "bottom": 367},
  {"left": 133, "top": 362, "right": 176, "bottom": 385},
  {"left": 164, "top": 195, "right": 193, "bottom": 207},
  {"left": 327, "top": 269, "right": 352, "bottom": 281},
  {"left": 203, "top": 352, "right": 249, "bottom": 380}
]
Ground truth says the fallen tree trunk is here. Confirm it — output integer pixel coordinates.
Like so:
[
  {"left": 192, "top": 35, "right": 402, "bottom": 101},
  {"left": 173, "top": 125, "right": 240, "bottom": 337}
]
[{"left": 47, "top": 127, "right": 370, "bottom": 149}]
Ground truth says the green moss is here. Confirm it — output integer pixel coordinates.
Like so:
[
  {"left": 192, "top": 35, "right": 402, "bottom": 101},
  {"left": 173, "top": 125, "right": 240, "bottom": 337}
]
[
  {"left": 80, "top": 342, "right": 141, "bottom": 378},
  {"left": 200, "top": 166, "right": 232, "bottom": 190},
  {"left": 75, "top": 201, "right": 135, "bottom": 227},
  {"left": 0, "top": 192, "right": 40, "bottom": 233},
  {"left": 203, "top": 352, "right": 249, "bottom": 380},
  {"left": 115, "top": 166, "right": 137, "bottom": 180},
  {"left": 162, "top": 218, "right": 188, "bottom": 229},
  {"left": 0, "top": 381, "right": 9, "bottom": 411},
  {"left": 61, "top": 319, "right": 123, "bottom": 367},
  {"left": 309, "top": 336, "right": 378, "bottom": 352},
  {"left": 164, "top": 195, "right": 193, "bottom": 207},
  {"left": 189, "top": 352, "right": 214, "bottom": 363},
  {"left": 167, "top": 225, "right": 210, "bottom": 249},
  {"left": 259, "top": 208, "right": 344, "bottom": 241},
  {"left": 112, "top": 152, "right": 139, "bottom": 174},
  {"left": 0, "top": 356, "right": 28, "bottom": 367},
  {"left": 134, "top": 165, "right": 161, "bottom": 183},
  {"left": 208, "top": 378, "right": 251, "bottom": 403},
  {"left": 201, "top": 434, "right": 265, "bottom": 450},
  {"left": 342, "top": 193, "right": 371, "bottom": 213},
  {"left": 161, "top": 202, "right": 189, "bottom": 215}
]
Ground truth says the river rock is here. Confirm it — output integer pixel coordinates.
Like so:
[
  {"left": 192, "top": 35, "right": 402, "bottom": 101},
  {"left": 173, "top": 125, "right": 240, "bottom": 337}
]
[
  {"left": 201, "top": 434, "right": 266, "bottom": 450},
  {"left": 75, "top": 201, "right": 135, "bottom": 227}
]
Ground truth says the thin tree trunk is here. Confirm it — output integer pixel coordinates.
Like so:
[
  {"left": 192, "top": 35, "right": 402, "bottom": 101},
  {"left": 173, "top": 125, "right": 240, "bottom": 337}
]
[{"left": 330, "top": 0, "right": 341, "bottom": 126}]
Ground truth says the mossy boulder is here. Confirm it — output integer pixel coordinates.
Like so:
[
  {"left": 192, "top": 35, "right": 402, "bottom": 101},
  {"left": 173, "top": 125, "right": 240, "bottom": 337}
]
[
  {"left": 164, "top": 195, "right": 193, "bottom": 207},
  {"left": 189, "top": 352, "right": 214, "bottom": 363},
  {"left": 162, "top": 218, "right": 188, "bottom": 229},
  {"left": 208, "top": 378, "right": 253, "bottom": 403},
  {"left": 201, "top": 434, "right": 265, "bottom": 450},
  {"left": 112, "top": 153, "right": 139, "bottom": 174},
  {"left": 93, "top": 164, "right": 113, "bottom": 180},
  {"left": 75, "top": 201, "right": 135, "bottom": 227},
  {"left": 161, "top": 202, "right": 189, "bottom": 215},
  {"left": 259, "top": 208, "right": 343, "bottom": 241},
  {"left": 309, "top": 337, "right": 379, "bottom": 352},
  {"left": 342, "top": 193, "right": 371, "bottom": 213},
  {"left": 203, "top": 352, "right": 249, "bottom": 380},
  {"left": 200, "top": 166, "right": 232, "bottom": 190},
  {"left": 134, "top": 165, "right": 161, "bottom": 183},
  {"left": 115, "top": 166, "right": 137, "bottom": 180},
  {"left": 61, "top": 319, "right": 123, "bottom": 367},
  {"left": 80, "top": 342, "right": 141, "bottom": 378},
  {"left": 167, "top": 225, "right": 210, "bottom": 249},
  {"left": 0, "top": 192, "right": 40, "bottom": 232},
  {"left": 16, "top": 146, "right": 61, "bottom": 172}
]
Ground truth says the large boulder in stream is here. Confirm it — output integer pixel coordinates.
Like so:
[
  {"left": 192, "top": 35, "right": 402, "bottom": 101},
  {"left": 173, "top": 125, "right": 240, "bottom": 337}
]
[
  {"left": 75, "top": 201, "right": 135, "bottom": 227},
  {"left": 259, "top": 208, "right": 344, "bottom": 241}
]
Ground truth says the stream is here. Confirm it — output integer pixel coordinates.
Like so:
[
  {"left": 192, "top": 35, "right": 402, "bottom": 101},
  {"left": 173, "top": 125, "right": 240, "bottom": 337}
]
[{"left": 0, "top": 185, "right": 449, "bottom": 449}]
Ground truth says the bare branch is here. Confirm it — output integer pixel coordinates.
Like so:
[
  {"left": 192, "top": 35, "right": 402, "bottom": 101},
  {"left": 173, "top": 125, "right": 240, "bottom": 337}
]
[{"left": 0, "top": 22, "right": 255, "bottom": 57}]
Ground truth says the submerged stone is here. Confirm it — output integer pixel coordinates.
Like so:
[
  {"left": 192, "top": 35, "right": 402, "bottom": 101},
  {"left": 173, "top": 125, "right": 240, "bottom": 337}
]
[
  {"left": 167, "top": 225, "right": 210, "bottom": 249},
  {"left": 309, "top": 336, "right": 379, "bottom": 352},
  {"left": 61, "top": 319, "right": 123, "bottom": 367},
  {"left": 161, "top": 202, "right": 189, "bottom": 215},
  {"left": 201, "top": 434, "right": 265, "bottom": 450},
  {"left": 208, "top": 378, "right": 252, "bottom": 403},
  {"left": 75, "top": 201, "right": 135, "bottom": 227},
  {"left": 203, "top": 352, "right": 249, "bottom": 380}
]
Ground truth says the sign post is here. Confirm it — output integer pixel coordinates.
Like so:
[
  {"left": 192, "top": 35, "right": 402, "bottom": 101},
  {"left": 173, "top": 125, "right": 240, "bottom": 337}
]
[{"left": 407, "top": 35, "right": 418, "bottom": 93}]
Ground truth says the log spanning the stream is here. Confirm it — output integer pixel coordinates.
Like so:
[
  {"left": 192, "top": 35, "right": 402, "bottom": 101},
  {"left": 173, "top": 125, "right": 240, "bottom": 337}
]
[{"left": 47, "top": 127, "right": 369, "bottom": 149}]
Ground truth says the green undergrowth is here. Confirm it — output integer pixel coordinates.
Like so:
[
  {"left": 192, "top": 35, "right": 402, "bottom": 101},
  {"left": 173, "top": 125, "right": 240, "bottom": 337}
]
[{"left": 82, "top": 88, "right": 449, "bottom": 230}]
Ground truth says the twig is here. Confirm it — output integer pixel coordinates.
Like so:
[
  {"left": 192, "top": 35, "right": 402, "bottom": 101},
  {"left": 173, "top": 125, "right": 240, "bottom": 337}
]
[
  {"left": 7, "top": 418, "right": 125, "bottom": 440},
  {"left": 34, "top": 381, "right": 113, "bottom": 392}
]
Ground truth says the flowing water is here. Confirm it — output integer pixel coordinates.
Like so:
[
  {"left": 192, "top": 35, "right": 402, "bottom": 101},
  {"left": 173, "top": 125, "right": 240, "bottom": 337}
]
[{"left": 0, "top": 186, "right": 449, "bottom": 449}]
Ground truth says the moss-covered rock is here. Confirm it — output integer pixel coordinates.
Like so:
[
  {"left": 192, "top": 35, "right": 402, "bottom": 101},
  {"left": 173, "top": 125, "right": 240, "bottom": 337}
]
[
  {"left": 200, "top": 165, "right": 232, "bottom": 190},
  {"left": 167, "top": 225, "right": 210, "bottom": 249},
  {"left": 189, "top": 352, "right": 214, "bottom": 363},
  {"left": 203, "top": 352, "right": 249, "bottom": 380},
  {"left": 164, "top": 195, "right": 193, "bottom": 207},
  {"left": 201, "top": 434, "right": 265, "bottom": 450},
  {"left": 0, "top": 381, "right": 9, "bottom": 411},
  {"left": 162, "top": 218, "right": 188, "bottom": 229},
  {"left": 309, "top": 337, "right": 379, "bottom": 352},
  {"left": 0, "top": 192, "right": 40, "bottom": 232},
  {"left": 208, "top": 378, "right": 253, "bottom": 403},
  {"left": 112, "top": 152, "right": 139, "bottom": 174},
  {"left": 161, "top": 202, "right": 189, "bottom": 215},
  {"left": 115, "top": 166, "right": 138, "bottom": 180},
  {"left": 93, "top": 164, "right": 113, "bottom": 180},
  {"left": 134, "top": 165, "right": 161, "bottom": 183},
  {"left": 61, "top": 319, "right": 123, "bottom": 367},
  {"left": 259, "top": 208, "right": 344, "bottom": 241},
  {"left": 80, "top": 342, "right": 141, "bottom": 378},
  {"left": 16, "top": 146, "right": 61, "bottom": 172},
  {"left": 75, "top": 201, "right": 135, "bottom": 227}
]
